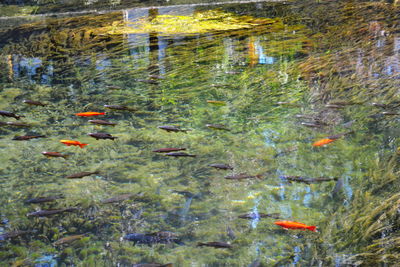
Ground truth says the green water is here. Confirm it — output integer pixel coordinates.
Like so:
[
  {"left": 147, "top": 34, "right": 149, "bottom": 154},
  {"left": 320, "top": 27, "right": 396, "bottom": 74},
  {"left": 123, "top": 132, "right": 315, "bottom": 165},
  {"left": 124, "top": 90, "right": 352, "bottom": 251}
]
[{"left": 0, "top": 0, "right": 400, "bottom": 266}]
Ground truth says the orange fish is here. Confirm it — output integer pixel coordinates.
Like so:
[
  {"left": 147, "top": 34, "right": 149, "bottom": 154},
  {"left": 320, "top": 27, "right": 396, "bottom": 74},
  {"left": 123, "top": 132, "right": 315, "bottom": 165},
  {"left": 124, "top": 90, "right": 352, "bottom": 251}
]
[
  {"left": 75, "top": 112, "right": 105, "bottom": 117},
  {"left": 312, "top": 138, "right": 336, "bottom": 147},
  {"left": 274, "top": 221, "right": 317, "bottom": 232},
  {"left": 60, "top": 140, "right": 88, "bottom": 148}
]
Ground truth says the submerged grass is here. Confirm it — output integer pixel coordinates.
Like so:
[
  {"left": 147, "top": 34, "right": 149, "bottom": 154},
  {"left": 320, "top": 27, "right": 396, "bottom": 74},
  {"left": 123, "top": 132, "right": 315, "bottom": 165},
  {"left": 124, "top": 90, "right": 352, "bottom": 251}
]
[{"left": 0, "top": 0, "right": 400, "bottom": 266}]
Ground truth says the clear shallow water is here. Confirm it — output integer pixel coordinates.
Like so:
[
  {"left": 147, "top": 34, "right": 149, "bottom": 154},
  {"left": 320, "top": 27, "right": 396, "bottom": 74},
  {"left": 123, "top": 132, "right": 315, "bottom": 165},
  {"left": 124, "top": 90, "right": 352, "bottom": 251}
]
[{"left": 0, "top": 0, "right": 400, "bottom": 266}]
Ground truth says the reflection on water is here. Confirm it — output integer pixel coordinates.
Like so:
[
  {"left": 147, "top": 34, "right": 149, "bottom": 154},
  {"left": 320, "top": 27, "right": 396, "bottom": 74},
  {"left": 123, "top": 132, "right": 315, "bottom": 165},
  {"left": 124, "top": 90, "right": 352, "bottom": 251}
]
[{"left": 0, "top": 0, "right": 400, "bottom": 266}]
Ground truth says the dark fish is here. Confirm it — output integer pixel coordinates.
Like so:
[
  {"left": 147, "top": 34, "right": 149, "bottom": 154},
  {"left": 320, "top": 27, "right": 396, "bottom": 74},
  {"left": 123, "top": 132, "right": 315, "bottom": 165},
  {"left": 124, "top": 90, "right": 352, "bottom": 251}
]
[
  {"left": 88, "top": 132, "right": 117, "bottom": 140},
  {"left": 4, "top": 121, "right": 30, "bottom": 127},
  {"left": 281, "top": 176, "right": 338, "bottom": 184},
  {"left": 226, "top": 226, "right": 236, "bottom": 240},
  {"left": 124, "top": 231, "right": 181, "bottom": 245},
  {"left": 23, "top": 100, "right": 47, "bottom": 106},
  {"left": 66, "top": 171, "right": 99, "bottom": 179},
  {"left": 152, "top": 148, "right": 187, "bottom": 153},
  {"left": 325, "top": 104, "right": 345, "bottom": 109},
  {"left": 206, "top": 124, "right": 230, "bottom": 131},
  {"left": 0, "top": 110, "right": 23, "bottom": 120},
  {"left": 326, "top": 131, "right": 353, "bottom": 140},
  {"left": 238, "top": 212, "right": 280, "bottom": 219},
  {"left": 41, "top": 151, "right": 69, "bottom": 159},
  {"left": 53, "top": 234, "right": 86, "bottom": 246},
  {"left": 101, "top": 193, "right": 134, "bottom": 204},
  {"left": 136, "top": 79, "right": 159, "bottom": 84},
  {"left": 25, "top": 195, "right": 63, "bottom": 204},
  {"left": 300, "top": 122, "right": 324, "bottom": 128},
  {"left": 276, "top": 102, "right": 300, "bottom": 107},
  {"left": 371, "top": 102, "right": 387, "bottom": 108},
  {"left": 197, "top": 242, "right": 232, "bottom": 248},
  {"left": 27, "top": 208, "right": 77, "bottom": 217},
  {"left": 0, "top": 230, "right": 31, "bottom": 242},
  {"left": 331, "top": 178, "right": 344, "bottom": 198},
  {"left": 158, "top": 126, "right": 188, "bottom": 133},
  {"left": 328, "top": 101, "right": 360, "bottom": 106},
  {"left": 209, "top": 163, "right": 233, "bottom": 170},
  {"left": 104, "top": 105, "right": 136, "bottom": 111},
  {"left": 88, "top": 119, "right": 117, "bottom": 126},
  {"left": 148, "top": 75, "right": 165, "bottom": 80},
  {"left": 12, "top": 135, "right": 46, "bottom": 141},
  {"left": 165, "top": 152, "right": 196, "bottom": 158},
  {"left": 382, "top": 111, "right": 398, "bottom": 116},
  {"left": 224, "top": 173, "right": 263, "bottom": 180},
  {"left": 132, "top": 263, "right": 172, "bottom": 267}
]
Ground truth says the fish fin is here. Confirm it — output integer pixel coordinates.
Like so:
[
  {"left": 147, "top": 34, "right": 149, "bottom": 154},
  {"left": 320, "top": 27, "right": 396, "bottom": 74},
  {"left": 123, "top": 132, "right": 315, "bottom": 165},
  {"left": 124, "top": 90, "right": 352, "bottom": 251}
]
[
  {"left": 79, "top": 144, "right": 88, "bottom": 148},
  {"left": 308, "top": 226, "right": 317, "bottom": 232}
]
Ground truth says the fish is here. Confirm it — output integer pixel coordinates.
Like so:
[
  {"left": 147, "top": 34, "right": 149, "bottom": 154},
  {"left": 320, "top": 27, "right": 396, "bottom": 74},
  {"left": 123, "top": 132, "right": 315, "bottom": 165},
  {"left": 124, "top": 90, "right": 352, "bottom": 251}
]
[
  {"left": 197, "top": 242, "right": 232, "bottom": 248},
  {"left": 101, "top": 194, "right": 134, "bottom": 204},
  {"left": 88, "top": 119, "right": 117, "bottom": 126},
  {"left": 274, "top": 221, "right": 317, "bottom": 232},
  {"left": 136, "top": 79, "right": 159, "bottom": 84},
  {"left": 312, "top": 131, "right": 351, "bottom": 147},
  {"left": 238, "top": 212, "right": 281, "bottom": 219},
  {"left": 208, "top": 163, "right": 233, "bottom": 170},
  {"left": 132, "top": 263, "right": 173, "bottom": 267},
  {"left": 152, "top": 148, "right": 187, "bottom": 153},
  {"left": 66, "top": 171, "right": 99, "bottom": 179},
  {"left": 325, "top": 104, "right": 345, "bottom": 109},
  {"left": 27, "top": 208, "right": 77, "bottom": 217},
  {"left": 158, "top": 125, "right": 188, "bottom": 133},
  {"left": 12, "top": 135, "right": 46, "bottom": 141},
  {"left": 300, "top": 122, "right": 324, "bottom": 128},
  {"left": 280, "top": 176, "right": 338, "bottom": 184},
  {"left": 226, "top": 226, "right": 236, "bottom": 240},
  {"left": 371, "top": 102, "right": 388, "bottom": 108},
  {"left": 2, "top": 121, "right": 30, "bottom": 127},
  {"left": 312, "top": 138, "right": 336, "bottom": 147},
  {"left": 382, "top": 111, "right": 398, "bottom": 116},
  {"left": 0, "top": 110, "right": 23, "bottom": 120},
  {"left": 41, "top": 151, "right": 69, "bottom": 159},
  {"left": 224, "top": 173, "right": 263, "bottom": 180},
  {"left": 104, "top": 105, "right": 136, "bottom": 111},
  {"left": 88, "top": 133, "right": 117, "bottom": 140},
  {"left": 23, "top": 100, "right": 47, "bottom": 106},
  {"left": 206, "top": 100, "right": 226, "bottom": 106},
  {"left": 75, "top": 112, "right": 105, "bottom": 117},
  {"left": 206, "top": 124, "right": 230, "bottom": 131},
  {"left": 25, "top": 196, "right": 63, "bottom": 204},
  {"left": 0, "top": 230, "right": 31, "bottom": 242},
  {"left": 53, "top": 234, "right": 86, "bottom": 246},
  {"left": 124, "top": 231, "right": 181, "bottom": 245},
  {"left": 60, "top": 140, "right": 88, "bottom": 148},
  {"left": 165, "top": 152, "right": 196, "bottom": 158}
]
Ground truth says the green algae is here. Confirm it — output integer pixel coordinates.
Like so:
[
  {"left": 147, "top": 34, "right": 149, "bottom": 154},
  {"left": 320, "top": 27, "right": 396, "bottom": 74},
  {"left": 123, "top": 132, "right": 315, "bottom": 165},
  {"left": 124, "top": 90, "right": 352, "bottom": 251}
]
[{"left": 1, "top": 0, "right": 400, "bottom": 266}]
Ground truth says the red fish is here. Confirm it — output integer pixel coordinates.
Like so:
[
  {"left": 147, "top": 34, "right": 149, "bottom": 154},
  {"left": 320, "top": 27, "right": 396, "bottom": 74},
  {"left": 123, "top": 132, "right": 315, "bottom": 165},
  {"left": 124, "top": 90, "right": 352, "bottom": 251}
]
[
  {"left": 312, "top": 138, "right": 336, "bottom": 147},
  {"left": 75, "top": 112, "right": 105, "bottom": 117},
  {"left": 60, "top": 140, "right": 88, "bottom": 148},
  {"left": 274, "top": 221, "right": 317, "bottom": 232}
]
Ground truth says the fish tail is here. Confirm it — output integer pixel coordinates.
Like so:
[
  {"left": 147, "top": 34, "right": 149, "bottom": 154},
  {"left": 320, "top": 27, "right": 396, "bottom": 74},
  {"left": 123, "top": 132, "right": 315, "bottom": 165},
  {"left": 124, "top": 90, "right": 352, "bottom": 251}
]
[
  {"left": 308, "top": 226, "right": 317, "bottom": 232},
  {"left": 111, "top": 137, "right": 118, "bottom": 140},
  {"left": 62, "top": 155, "right": 70, "bottom": 159},
  {"left": 79, "top": 143, "right": 88, "bottom": 148},
  {"left": 255, "top": 174, "right": 263, "bottom": 179},
  {"left": 197, "top": 242, "right": 205, "bottom": 247}
]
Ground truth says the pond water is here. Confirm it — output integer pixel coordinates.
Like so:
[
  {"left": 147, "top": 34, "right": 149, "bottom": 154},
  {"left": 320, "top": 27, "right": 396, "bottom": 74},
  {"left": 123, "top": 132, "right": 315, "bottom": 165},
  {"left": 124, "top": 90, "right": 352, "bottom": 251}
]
[{"left": 0, "top": 0, "right": 400, "bottom": 266}]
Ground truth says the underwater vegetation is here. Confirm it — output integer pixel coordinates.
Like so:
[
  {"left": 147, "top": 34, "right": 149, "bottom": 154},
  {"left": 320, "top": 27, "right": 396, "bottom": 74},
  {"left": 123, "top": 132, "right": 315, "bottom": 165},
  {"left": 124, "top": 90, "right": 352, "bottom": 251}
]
[{"left": 0, "top": 0, "right": 400, "bottom": 266}]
